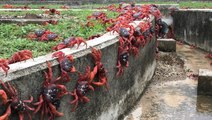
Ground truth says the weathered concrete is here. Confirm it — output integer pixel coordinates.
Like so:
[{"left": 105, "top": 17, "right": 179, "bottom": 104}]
[
  {"left": 124, "top": 44, "right": 212, "bottom": 120},
  {"left": 158, "top": 38, "right": 176, "bottom": 52},
  {"left": 172, "top": 9, "right": 212, "bottom": 52},
  {"left": 0, "top": 20, "right": 156, "bottom": 120},
  {"left": 198, "top": 69, "right": 212, "bottom": 96}
]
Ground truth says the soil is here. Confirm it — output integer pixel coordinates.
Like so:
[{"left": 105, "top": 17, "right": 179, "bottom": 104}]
[{"left": 124, "top": 44, "right": 212, "bottom": 120}]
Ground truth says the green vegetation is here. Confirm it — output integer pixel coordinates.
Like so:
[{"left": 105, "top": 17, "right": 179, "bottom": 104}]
[
  {"left": 0, "top": 10, "right": 118, "bottom": 59},
  {"left": 1, "top": 1, "right": 212, "bottom": 10}
]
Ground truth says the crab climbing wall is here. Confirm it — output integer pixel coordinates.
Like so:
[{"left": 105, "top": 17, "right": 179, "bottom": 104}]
[{"left": 0, "top": 23, "right": 156, "bottom": 120}]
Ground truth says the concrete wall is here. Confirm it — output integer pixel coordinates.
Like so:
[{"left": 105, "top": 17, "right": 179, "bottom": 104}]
[
  {"left": 0, "top": 21, "right": 156, "bottom": 120},
  {"left": 172, "top": 9, "right": 212, "bottom": 52}
]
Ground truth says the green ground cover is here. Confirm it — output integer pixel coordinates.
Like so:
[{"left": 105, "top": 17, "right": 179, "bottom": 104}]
[
  {"left": 1, "top": 1, "right": 212, "bottom": 9},
  {"left": 0, "top": 10, "right": 118, "bottom": 58}
]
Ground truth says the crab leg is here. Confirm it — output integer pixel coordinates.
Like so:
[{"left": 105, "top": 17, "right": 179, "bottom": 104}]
[
  {"left": 48, "top": 103, "right": 64, "bottom": 117},
  {"left": 0, "top": 90, "right": 8, "bottom": 104}
]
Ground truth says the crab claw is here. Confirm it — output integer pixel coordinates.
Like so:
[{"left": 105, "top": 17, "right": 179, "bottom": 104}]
[
  {"left": 48, "top": 103, "right": 64, "bottom": 117},
  {"left": 91, "top": 47, "right": 102, "bottom": 64},
  {"left": 89, "top": 66, "right": 98, "bottom": 83},
  {"left": 92, "top": 77, "right": 107, "bottom": 86},
  {"left": 0, "top": 59, "right": 10, "bottom": 76},
  {"left": 56, "top": 84, "right": 68, "bottom": 97},
  {"left": 52, "top": 43, "right": 67, "bottom": 51},
  {"left": 70, "top": 90, "right": 79, "bottom": 112},
  {"left": 0, "top": 90, "right": 8, "bottom": 104},
  {"left": 66, "top": 55, "right": 74, "bottom": 63},
  {"left": 52, "top": 51, "right": 65, "bottom": 61},
  {"left": 69, "top": 37, "right": 87, "bottom": 49}
]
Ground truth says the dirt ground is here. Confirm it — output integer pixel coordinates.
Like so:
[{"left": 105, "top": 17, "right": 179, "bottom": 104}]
[{"left": 124, "top": 44, "right": 212, "bottom": 120}]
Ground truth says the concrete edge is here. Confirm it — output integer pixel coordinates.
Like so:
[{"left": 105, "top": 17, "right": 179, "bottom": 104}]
[
  {"left": 0, "top": 20, "right": 148, "bottom": 82},
  {"left": 179, "top": 9, "right": 212, "bottom": 12},
  {"left": 199, "top": 69, "right": 212, "bottom": 77}
]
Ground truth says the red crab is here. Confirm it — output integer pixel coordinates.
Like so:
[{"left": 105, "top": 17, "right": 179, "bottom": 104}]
[
  {"left": 136, "top": 22, "right": 153, "bottom": 39},
  {"left": 85, "top": 21, "right": 95, "bottom": 27},
  {"left": 116, "top": 46, "right": 129, "bottom": 76},
  {"left": 27, "top": 30, "right": 58, "bottom": 41},
  {"left": 0, "top": 80, "right": 34, "bottom": 120},
  {"left": 205, "top": 53, "right": 212, "bottom": 59},
  {"left": 44, "top": 9, "right": 60, "bottom": 15},
  {"left": 60, "top": 5, "right": 69, "bottom": 9},
  {"left": 87, "top": 12, "right": 106, "bottom": 20},
  {"left": 2, "top": 4, "right": 13, "bottom": 9},
  {"left": 205, "top": 53, "right": 212, "bottom": 65},
  {"left": 52, "top": 37, "right": 87, "bottom": 51},
  {"left": 114, "top": 25, "right": 135, "bottom": 47},
  {"left": 176, "top": 40, "right": 184, "bottom": 45},
  {"left": 70, "top": 66, "right": 98, "bottom": 111},
  {"left": 129, "top": 36, "right": 143, "bottom": 57},
  {"left": 52, "top": 51, "right": 76, "bottom": 73},
  {"left": 34, "top": 62, "right": 68, "bottom": 120},
  {"left": 91, "top": 48, "right": 109, "bottom": 90},
  {"left": 0, "top": 59, "right": 10, "bottom": 76},
  {"left": 8, "top": 50, "right": 33, "bottom": 64},
  {"left": 189, "top": 44, "right": 197, "bottom": 49}
]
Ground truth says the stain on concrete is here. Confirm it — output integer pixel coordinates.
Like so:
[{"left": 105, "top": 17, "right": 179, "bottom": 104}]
[{"left": 162, "top": 94, "right": 187, "bottom": 108}]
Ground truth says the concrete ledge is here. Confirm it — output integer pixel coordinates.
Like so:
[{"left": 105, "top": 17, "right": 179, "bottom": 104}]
[
  {"left": 198, "top": 69, "right": 212, "bottom": 96},
  {"left": 0, "top": 18, "right": 156, "bottom": 120},
  {"left": 158, "top": 38, "right": 176, "bottom": 52}
]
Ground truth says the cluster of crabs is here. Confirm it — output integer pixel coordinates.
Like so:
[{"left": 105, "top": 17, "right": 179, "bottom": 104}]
[
  {"left": 27, "top": 29, "right": 58, "bottom": 41},
  {"left": 0, "top": 3, "right": 176, "bottom": 120},
  {"left": 0, "top": 47, "right": 107, "bottom": 120}
]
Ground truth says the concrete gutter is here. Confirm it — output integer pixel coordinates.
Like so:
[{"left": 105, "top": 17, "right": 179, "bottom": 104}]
[{"left": 172, "top": 9, "right": 212, "bottom": 52}]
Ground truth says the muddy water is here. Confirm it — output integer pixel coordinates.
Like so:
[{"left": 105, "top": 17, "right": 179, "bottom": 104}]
[{"left": 124, "top": 44, "right": 212, "bottom": 120}]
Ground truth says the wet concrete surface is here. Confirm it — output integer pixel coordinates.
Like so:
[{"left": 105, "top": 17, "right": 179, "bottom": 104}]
[{"left": 124, "top": 44, "right": 212, "bottom": 120}]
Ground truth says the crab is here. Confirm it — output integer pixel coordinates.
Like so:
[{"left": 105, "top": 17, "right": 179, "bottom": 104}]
[
  {"left": 60, "top": 5, "right": 69, "bottom": 9},
  {"left": 34, "top": 62, "right": 68, "bottom": 120},
  {"left": 70, "top": 66, "right": 97, "bottom": 111},
  {"left": 129, "top": 36, "right": 143, "bottom": 56},
  {"left": 27, "top": 30, "right": 58, "bottom": 41},
  {"left": 91, "top": 48, "right": 109, "bottom": 90},
  {"left": 87, "top": 12, "right": 107, "bottom": 20},
  {"left": 52, "top": 37, "right": 87, "bottom": 51},
  {"left": 8, "top": 50, "right": 33, "bottom": 64},
  {"left": 116, "top": 26, "right": 135, "bottom": 47},
  {"left": 0, "top": 80, "right": 34, "bottom": 120},
  {"left": 2, "top": 4, "right": 13, "bottom": 9},
  {"left": 0, "top": 59, "right": 10, "bottom": 76},
  {"left": 116, "top": 46, "right": 129, "bottom": 76},
  {"left": 44, "top": 9, "right": 60, "bottom": 15},
  {"left": 52, "top": 51, "right": 76, "bottom": 73}
]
